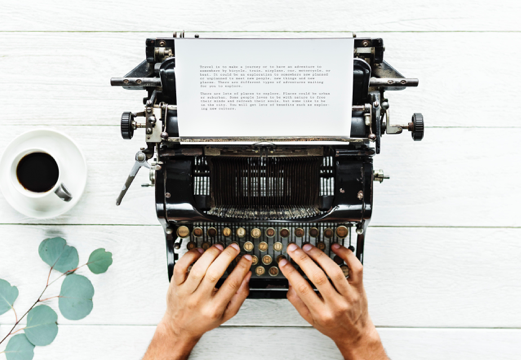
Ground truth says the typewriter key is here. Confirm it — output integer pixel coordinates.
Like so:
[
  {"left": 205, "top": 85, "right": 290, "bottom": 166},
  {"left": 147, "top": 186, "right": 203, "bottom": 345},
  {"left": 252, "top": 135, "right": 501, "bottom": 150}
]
[
  {"left": 273, "top": 242, "right": 283, "bottom": 252},
  {"left": 236, "top": 227, "right": 246, "bottom": 238},
  {"left": 336, "top": 226, "right": 349, "bottom": 238},
  {"left": 251, "top": 228, "right": 261, "bottom": 239},
  {"left": 269, "top": 266, "right": 279, "bottom": 276},
  {"left": 262, "top": 255, "right": 273, "bottom": 265},
  {"left": 207, "top": 227, "right": 217, "bottom": 237},
  {"left": 255, "top": 266, "right": 265, "bottom": 276},
  {"left": 266, "top": 228, "right": 276, "bottom": 238},
  {"left": 201, "top": 242, "right": 211, "bottom": 250},
  {"left": 235, "top": 255, "right": 242, "bottom": 263},
  {"left": 280, "top": 228, "right": 290, "bottom": 238},
  {"left": 333, "top": 255, "right": 344, "bottom": 265},
  {"left": 252, "top": 255, "right": 259, "bottom": 265},
  {"left": 317, "top": 242, "right": 326, "bottom": 251},
  {"left": 223, "top": 227, "right": 232, "bottom": 237},
  {"left": 193, "top": 227, "right": 203, "bottom": 237},
  {"left": 340, "top": 265, "right": 349, "bottom": 277},
  {"left": 309, "top": 227, "right": 319, "bottom": 238},
  {"left": 243, "top": 241, "right": 254, "bottom": 252},
  {"left": 187, "top": 241, "right": 196, "bottom": 250},
  {"left": 276, "top": 255, "right": 286, "bottom": 263},
  {"left": 177, "top": 226, "right": 190, "bottom": 238},
  {"left": 295, "top": 228, "right": 305, "bottom": 238},
  {"left": 259, "top": 241, "right": 268, "bottom": 252},
  {"left": 324, "top": 228, "right": 333, "bottom": 238}
]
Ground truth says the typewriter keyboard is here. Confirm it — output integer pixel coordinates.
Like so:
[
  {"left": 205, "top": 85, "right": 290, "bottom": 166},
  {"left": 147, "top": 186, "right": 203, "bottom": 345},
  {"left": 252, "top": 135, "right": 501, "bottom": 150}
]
[{"left": 175, "top": 222, "right": 354, "bottom": 280}]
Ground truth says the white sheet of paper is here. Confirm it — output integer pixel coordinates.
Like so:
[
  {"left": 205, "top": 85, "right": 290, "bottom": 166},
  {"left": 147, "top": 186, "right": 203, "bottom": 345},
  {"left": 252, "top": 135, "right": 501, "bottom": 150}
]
[{"left": 174, "top": 38, "right": 354, "bottom": 139}]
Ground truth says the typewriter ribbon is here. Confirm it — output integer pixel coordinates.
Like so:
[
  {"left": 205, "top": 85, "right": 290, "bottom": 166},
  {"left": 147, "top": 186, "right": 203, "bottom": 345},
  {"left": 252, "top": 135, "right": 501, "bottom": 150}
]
[{"left": 111, "top": 36, "right": 424, "bottom": 298}]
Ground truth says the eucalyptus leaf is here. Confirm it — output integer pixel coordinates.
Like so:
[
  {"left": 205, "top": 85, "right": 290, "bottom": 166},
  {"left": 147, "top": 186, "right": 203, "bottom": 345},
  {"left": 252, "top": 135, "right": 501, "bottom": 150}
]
[
  {"left": 0, "top": 279, "right": 18, "bottom": 316},
  {"left": 38, "top": 237, "right": 79, "bottom": 273},
  {"left": 4, "top": 334, "right": 34, "bottom": 360},
  {"left": 24, "top": 305, "right": 58, "bottom": 346},
  {"left": 59, "top": 274, "right": 94, "bottom": 320},
  {"left": 87, "top": 248, "right": 113, "bottom": 274}
]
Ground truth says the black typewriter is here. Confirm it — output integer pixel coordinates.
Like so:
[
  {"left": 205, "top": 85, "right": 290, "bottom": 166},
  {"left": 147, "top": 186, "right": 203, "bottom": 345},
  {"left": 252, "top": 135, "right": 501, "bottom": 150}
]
[{"left": 111, "top": 33, "right": 424, "bottom": 298}]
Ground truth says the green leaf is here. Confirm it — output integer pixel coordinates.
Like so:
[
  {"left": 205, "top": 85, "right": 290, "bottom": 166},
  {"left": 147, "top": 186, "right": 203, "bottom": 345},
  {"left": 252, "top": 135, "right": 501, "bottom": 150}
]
[
  {"left": 87, "top": 248, "right": 113, "bottom": 274},
  {"left": 0, "top": 279, "right": 18, "bottom": 316},
  {"left": 24, "top": 305, "right": 58, "bottom": 346},
  {"left": 5, "top": 334, "right": 34, "bottom": 360},
  {"left": 59, "top": 274, "right": 94, "bottom": 320},
  {"left": 38, "top": 237, "right": 79, "bottom": 273}
]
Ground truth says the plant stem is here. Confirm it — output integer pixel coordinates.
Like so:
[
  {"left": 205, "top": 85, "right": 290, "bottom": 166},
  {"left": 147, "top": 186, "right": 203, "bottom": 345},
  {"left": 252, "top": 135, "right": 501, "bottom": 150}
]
[
  {"left": 47, "top": 263, "right": 86, "bottom": 287},
  {"left": 11, "top": 327, "right": 26, "bottom": 336},
  {"left": 39, "top": 296, "right": 62, "bottom": 302},
  {"left": 11, "top": 306, "right": 17, "bottom": 324}
]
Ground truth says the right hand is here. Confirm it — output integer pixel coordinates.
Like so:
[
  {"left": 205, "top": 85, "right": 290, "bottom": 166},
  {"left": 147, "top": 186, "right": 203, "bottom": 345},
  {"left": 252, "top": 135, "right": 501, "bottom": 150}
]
[{"left": 279, "top": 243, "right": 388, "bottom": 360}]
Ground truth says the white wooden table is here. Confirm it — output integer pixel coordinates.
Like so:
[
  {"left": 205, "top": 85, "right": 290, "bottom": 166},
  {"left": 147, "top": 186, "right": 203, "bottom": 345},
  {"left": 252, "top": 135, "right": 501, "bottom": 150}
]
[{"left": 1, "top": 1, "right": 520, "bottom": 359}]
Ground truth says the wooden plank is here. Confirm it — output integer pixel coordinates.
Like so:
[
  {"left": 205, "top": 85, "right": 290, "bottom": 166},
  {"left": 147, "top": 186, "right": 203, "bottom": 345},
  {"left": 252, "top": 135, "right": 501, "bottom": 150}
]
[
  {"left": 0, "top": 31, "right": 519, "bottom": 127},
  {"left": 0, "top": 225, "right": 520, "bottom": 328},
  {"left": 10, "top": 325, "right": 521, "bottom": 360},
  {"left": 0, "top": 125, "right": 519, "bottom": 227},
  {"left": 1, "top": 0, "right": 520, "bottom": 32}
]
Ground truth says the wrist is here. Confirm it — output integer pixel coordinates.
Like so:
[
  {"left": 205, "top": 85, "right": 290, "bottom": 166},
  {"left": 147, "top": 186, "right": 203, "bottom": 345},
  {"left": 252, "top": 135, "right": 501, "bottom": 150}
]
[
  {"left": 334, "top": 325, "right": 387, "bottom": 360},
  {"left": 143, "top": 318, "right": 201, "bottom": 360},
  {"left": 158, "top": 317, "right": 202, "bottom": 349}
]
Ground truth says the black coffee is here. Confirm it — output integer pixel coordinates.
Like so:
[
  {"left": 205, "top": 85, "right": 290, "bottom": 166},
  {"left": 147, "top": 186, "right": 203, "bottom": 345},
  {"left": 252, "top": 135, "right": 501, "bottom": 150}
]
[{"left": 16, "top": 152, "right": 59, "bottom": 193}]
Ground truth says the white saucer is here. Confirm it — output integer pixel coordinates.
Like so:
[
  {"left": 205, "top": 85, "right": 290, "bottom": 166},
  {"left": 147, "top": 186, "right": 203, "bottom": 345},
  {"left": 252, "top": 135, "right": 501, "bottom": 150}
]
[{"left": 0, "top": 129, "right": 87, "bottom": 219}]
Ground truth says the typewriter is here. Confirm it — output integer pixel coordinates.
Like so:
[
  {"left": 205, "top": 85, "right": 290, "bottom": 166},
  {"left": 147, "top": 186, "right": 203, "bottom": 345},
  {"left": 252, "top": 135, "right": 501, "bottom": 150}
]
[{"left": 111, "top": 33, "right": 424, "bottom": 298}]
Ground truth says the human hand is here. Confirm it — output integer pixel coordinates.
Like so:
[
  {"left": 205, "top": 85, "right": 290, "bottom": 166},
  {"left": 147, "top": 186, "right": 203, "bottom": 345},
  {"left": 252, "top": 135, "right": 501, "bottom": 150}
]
[
  {"left": 279, "top": 243, "right": 388, "bottom": 360},
  {"left": 144, "top": 243, "right": 252, "bottom": 360}
]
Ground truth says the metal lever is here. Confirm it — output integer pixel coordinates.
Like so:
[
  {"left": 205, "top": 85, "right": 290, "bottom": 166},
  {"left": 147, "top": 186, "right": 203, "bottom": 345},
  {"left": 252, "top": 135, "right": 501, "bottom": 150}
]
[{"left": 116, "top": 150, "right": 151, "bottom": 206}]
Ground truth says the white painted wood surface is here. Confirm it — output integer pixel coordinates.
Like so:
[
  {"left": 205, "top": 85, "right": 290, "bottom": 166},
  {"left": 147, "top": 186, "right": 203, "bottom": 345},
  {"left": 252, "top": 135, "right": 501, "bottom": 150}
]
[{"left": 1, "top": 1, "right": 520, "bottom": 359}]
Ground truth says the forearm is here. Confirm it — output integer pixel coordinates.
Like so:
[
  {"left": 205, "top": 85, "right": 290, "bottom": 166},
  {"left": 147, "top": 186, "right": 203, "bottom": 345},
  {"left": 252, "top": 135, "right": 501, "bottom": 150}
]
[
  {"left": 143, "top": 319, "right": 200, "bottom": 360},
  {"left": 335, "top": 326, "right": 388, "bottom": 360}
]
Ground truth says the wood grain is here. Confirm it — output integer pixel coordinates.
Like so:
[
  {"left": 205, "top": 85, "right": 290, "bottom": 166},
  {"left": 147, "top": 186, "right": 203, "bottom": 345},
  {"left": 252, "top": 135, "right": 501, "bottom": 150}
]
[
  {"left": 0, "top": 31, "right": 519, "bottom": 127},
  {"left": 0, "top": 225, "right": 519, "bottom": 328},
  {"left": 1, "top": 0, "right": 521, "bottom": 32},
  {"left": 0, "top": 125, "right": 519, "bottom": 227},
  {"left": 5, "top": 325, "right": 519, "bottom": 360}
]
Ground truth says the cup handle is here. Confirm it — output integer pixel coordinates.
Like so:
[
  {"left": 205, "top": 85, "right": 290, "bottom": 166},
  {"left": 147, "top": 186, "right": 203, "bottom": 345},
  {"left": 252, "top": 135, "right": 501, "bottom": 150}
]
[{"left": 54, "top": 183, "right": 73, "bottom": 202}]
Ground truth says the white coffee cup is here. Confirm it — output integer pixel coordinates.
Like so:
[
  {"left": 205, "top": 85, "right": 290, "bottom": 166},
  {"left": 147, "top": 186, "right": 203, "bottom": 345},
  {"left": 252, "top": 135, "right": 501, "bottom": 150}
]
[{"left": 10, "top": 148, "right": 72, "bottom": 203}]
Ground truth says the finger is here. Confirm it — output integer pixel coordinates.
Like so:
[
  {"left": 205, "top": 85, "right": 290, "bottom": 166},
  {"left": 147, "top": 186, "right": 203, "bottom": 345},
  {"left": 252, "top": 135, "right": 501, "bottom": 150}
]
[
  {"left": 173, "top": 248, "right": 205, "bottom": 285},
  {"left": 222, "top": 271, "right": 251, "bottom": 322},
  {"left": 278, "top": 257, "right": 323, "bottom": 311},
  {"left": 331, "top": 243, "right": 364, "bottom": 286},
  {"left": 286, "top": 243, "right": 336, "bottom": 297},
  {"left": 183, "top": 244, "right": 224, "bottom": 293},
  {"left": 287, "top": 284, "right": 313, "bottom": 325},
  {"left": 214, "top": 254, "right": 253, "bottom": 309},
  {"left": 198, "top": 243, "right": 241, "bottom": 294},
  {"left": 302, "top": 243, "right": 351, "bottom": 297}
]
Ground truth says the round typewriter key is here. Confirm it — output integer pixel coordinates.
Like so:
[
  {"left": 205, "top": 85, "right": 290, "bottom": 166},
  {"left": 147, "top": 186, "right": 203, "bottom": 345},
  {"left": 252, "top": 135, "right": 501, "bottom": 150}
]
[
  {"left": 177, "top": 226, "right": 190, "bottom": 238},
  {"left": 236, "top": 227, "right": 246, "bottom": 238},
  {"left": 251, "top": 228, "right": 262, "bottom": 239},
  {"left": 235, "top": 255, "right": 242, "bottom": 263},
  {"left": 255, "top": 266, "right": 265, "bottom": 276},
  {"left": 252, "top": 255, "right": 259, "bottom": 265},
  {"left": 317, "top": 241, "right": 326, "bottom": 251},
  {"left": 243, "top": 241, "right": 254, "bottom": 252},
  {"left": 333, "top": 255, "right": 344, "bottom": 265},
  {"left": 269, "top": 266, "right": 279, "bottom": 277},
  {"left": 273, "top": 242, "right": 283, "bottom": 252},
  {"left": 276, "top": 255, "right": 286, "bottom": 263},
  {"left": 222, "top": 227, "right": 232, "bottom": 237},
  {"left": 193, "top": 227, "right": 203, "bottom": 237},
  {"left": 295, "top": 228, "right": 305, "bottom": 238},
  {"left": 259, "top": 241, "right": 268, "bottom": 252},
  {"left": 207, "top": 227, "right": 217, "bottom": 237},
  {"left": 262, "top": 255, "right": 273, "bottom": 265},
  {"left": 266, "top": 228, "right": 276, "bottom": 238},
  {"left": 187, "top": 241, "right": 196, "bottom": 250},
  {"left": 324, "top": 228, "right": 333, "bottom": 238},
  {"left": 336, "top": 226, "right": 349, "bottom": 238},
  {"left": 201, "top": 242, "right": 211, "bottom": 250},
  {"left": 280, "top": 228, "right": 290, "bottom": 238},
  {"left": 309, "top": 227, "right": 319, "bottom": 238},
  {"left": 340, "top": 265, "right": 349, "bottom": 278}
]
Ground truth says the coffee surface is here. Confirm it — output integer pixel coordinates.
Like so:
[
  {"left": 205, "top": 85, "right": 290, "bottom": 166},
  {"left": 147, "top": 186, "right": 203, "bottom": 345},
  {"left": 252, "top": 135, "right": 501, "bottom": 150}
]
[{"left": 16, "top": 152, "right": 59, "bottom": 193}]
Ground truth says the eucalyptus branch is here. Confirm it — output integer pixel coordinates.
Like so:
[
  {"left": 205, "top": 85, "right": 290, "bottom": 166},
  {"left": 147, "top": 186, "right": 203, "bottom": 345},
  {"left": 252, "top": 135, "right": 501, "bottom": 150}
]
[
  {"left": 12, "top": 306, "right": 18, "bottom": 324},
  {"left": 39, "top": 296, "right": 62, "bottom": 302},
  {"left": 47, "top": 263, "right": 87, "bottom": 287},
  {"left": 11, "top": 327, "right": 26, "bottom": 336}
]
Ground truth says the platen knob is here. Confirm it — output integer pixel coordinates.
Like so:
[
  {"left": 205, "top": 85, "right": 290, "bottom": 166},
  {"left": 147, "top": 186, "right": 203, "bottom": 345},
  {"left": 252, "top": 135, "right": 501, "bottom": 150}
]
[
  {"left": 121, "top": 112, "right": 135, "bottom": 140},
  {"left": 409, "top": 113, "right": 424, "bottom": 141}
]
